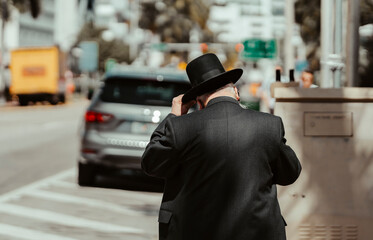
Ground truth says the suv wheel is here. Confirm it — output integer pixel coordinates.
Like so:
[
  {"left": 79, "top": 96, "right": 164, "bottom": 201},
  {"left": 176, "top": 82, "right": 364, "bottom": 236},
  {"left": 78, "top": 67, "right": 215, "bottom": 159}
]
[{"left": 78, "top": 162, "right": 96, "bottom": 186}]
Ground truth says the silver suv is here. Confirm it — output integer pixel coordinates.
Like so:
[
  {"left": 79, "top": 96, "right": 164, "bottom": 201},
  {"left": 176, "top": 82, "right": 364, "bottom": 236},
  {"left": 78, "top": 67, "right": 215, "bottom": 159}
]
[{"left": 78, "top": 67, "right": 191, "bottom": 186}]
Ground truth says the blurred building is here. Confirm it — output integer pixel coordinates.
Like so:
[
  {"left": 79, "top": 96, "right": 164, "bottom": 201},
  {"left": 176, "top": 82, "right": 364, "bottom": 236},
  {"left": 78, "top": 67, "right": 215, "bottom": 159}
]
[
  {"left": 78, "top": 0, "right": 149, "bottom": 60},
  {"left": 2, "top": 0, "right": 79, "bottom": 54},
  {"left": 79, "top": 0, "right": 149, "bottom": 42},
  {"left": 208, "top": 0, "right": 307, "bottom": 81},
  {"left": 0, "top": 0, "right": 79, "bottom": 99},
  {"left": 54, "top": 0, "right": 79, "bottom": 51},
  {"left": 208, "top": 0, "right": 286, "bottom": 42},
  {"left": 18, "top": 0, "right": 55, "bottom": 47}
]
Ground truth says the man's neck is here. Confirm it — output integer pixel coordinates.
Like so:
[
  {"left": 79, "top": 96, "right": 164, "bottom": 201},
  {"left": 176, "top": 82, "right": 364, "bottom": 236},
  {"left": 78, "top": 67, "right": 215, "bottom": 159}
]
[{"left": 205, "top": 93, "right": 237, "bottom": 106}]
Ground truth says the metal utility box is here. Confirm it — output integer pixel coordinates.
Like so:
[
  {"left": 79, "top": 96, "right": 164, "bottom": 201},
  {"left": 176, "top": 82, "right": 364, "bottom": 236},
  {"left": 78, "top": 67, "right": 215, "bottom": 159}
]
[{"left": 274, "top": 87, "right": 373, "bottom": 240}]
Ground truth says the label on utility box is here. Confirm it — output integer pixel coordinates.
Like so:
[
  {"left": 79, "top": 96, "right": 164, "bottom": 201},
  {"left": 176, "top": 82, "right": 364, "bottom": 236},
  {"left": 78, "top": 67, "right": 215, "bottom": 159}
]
[{"left": 304, "top": 112, "right": 353, "bottom": 137}]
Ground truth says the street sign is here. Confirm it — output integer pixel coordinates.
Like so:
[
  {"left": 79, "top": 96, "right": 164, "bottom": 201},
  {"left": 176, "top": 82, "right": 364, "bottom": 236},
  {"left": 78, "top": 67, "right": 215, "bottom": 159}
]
[
  {"left": 241, "top": 39, "right": 277, "bottom": 60},
  {"left": 105, "top": 58, "right": 117, "bottom": 72},
  {"left": 79, "top": 41, "right": 99, "bottom": 72},
  {"left": 151, "top": 43, "right": 168, "bottom": 51}
]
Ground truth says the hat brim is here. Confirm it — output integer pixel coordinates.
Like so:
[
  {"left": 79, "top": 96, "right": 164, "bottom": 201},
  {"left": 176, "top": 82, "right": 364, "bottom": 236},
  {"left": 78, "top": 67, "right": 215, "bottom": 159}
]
[{"left": 182, "top": 68, "right": 243, "bottom": 103}]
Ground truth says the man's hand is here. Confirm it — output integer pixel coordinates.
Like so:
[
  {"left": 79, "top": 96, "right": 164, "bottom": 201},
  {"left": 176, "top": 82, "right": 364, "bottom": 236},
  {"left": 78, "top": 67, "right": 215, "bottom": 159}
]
[{"left": 171, "top": 95, "right": 196, "bottom": 116}]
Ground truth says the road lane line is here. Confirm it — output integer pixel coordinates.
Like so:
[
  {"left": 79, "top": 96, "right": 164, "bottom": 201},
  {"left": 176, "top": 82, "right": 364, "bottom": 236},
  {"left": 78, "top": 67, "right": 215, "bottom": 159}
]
[
  {"left": 0, "top": 223, "right": 78, "bottom": 240},
  {"left": 27, "top": 190, "right": 142, "bottom": 216},
  {"left": 0, "top": 203, "right": 144, "bottom": 234},
  {"left": 52, "top": 180, "right": 79, "bottom": 189},
  {"left": 51, "top": 180, "right": 162, "bottom": 202},
  {"left": 0, "top": 169, "right": 74, "bottom": 203}
]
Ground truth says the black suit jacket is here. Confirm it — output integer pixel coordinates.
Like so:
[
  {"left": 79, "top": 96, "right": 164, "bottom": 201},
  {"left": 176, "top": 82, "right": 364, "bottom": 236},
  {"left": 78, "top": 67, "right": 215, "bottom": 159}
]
[{"left": 142, "top": 96, "right": 301, "bottom": 240}]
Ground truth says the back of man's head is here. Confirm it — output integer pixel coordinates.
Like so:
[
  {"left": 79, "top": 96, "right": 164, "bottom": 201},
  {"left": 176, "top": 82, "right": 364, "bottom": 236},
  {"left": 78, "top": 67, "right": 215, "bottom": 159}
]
[{"left": 197, "top": 83, "right": 239, "bottom": 108}]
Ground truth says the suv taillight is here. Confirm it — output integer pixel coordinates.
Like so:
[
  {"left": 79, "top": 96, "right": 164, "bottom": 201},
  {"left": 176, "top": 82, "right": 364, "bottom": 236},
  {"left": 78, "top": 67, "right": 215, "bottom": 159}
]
[{"left": 85, "top": 111, "right": 113, "bottom": 123}]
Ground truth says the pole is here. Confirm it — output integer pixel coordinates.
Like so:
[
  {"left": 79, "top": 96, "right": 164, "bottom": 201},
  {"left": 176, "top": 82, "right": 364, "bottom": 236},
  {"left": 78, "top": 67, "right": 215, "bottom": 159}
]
[
  {"left": 333, "top": 0, "right": 343, "bottom": 88},
  {"left": 129, "top": 0, "right": 139, "bottom": 61},
  {"left": 284, "top": 0, "right": 294, "bottom": 75},
  {"left": 320, "top": 0, "right": 333, "bottom": 88},
  {"left": 346, "top": 0, "right": 360, "bottom": 87},
  {"left": 0, "top": 0, "right": 7, "bottom": 104}
]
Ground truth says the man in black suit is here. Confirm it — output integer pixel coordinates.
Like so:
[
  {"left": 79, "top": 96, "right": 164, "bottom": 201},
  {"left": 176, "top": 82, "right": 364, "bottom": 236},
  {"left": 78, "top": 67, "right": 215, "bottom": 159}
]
[{"left": 142, "top": 53, "right": 301, "bottom": 240}]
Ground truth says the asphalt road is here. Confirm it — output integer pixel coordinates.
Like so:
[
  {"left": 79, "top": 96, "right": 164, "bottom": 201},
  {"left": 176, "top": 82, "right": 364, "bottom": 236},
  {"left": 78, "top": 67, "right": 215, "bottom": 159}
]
[
  {"left": 0, "top": 100, "right": 86, "bottom": 194},
  {"left": 0, "top": 99, "right": 162, "bottom": 240}
]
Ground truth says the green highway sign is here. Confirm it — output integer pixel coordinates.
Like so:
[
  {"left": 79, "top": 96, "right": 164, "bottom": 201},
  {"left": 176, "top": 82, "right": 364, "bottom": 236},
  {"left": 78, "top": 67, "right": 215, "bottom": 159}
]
[
  {"left": 105, "top": 58, "right": 117, "bottom": 72},
  {"left": 241, "top": 39, "right": 277, "bottom": 60},
  {"left": 151, "top": 43, "right": 168, "bottom": 51}
]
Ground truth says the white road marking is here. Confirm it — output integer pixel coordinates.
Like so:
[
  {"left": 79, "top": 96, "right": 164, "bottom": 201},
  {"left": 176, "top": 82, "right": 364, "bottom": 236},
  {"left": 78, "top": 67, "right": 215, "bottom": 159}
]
[
  {"left": 0, "top": 223, "right": 78, "bottom": 240},
  {"left": 0, "top": 169, "right": 74, "bottom": 203},
  {"left": 52, "top": 180, "right": 80, "bottom": 189},
  {"left": 26, "top": 189, "right": 142, "bottom": 216},
  {"left": 52, "top": 180, "right": 161, "bottom": 201},
  {"left": 0, "top": 168, "right": 158, "bottom": 238},
  {"left": 0, "top": 203, "right": 144, "bottom": 234}
]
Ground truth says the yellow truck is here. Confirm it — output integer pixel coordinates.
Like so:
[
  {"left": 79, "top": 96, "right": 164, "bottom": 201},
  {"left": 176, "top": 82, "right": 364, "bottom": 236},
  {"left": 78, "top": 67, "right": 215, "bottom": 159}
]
[{"left": 10, "top": 46, "right": 67, "bottom": 106}]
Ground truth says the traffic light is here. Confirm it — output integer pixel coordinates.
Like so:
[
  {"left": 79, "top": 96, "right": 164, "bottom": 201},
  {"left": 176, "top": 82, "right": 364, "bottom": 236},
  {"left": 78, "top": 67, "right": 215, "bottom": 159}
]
[
  {"left": 29, "top": 0, "right": 40, "bottom": 19},
  {"left": 87, "top": 0, "right": 95, "bottom": 11},
  {"left": 1, "top": 0, "right": 9, "bottom": 21},
  {"left": 77, "top": 0, "right": 95, "bottom": 11},
  {"left": 289, "top": 69, "right": 295, "bottom": 82},
  {"left": 276, "top": 69, "right": 281, "bottom": 82}
]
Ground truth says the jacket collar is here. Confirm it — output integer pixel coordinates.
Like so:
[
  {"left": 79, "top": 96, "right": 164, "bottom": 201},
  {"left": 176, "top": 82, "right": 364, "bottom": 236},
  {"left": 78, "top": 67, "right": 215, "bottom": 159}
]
[{"left": 206, "top": 96, "right": 239, "bottom": 108}]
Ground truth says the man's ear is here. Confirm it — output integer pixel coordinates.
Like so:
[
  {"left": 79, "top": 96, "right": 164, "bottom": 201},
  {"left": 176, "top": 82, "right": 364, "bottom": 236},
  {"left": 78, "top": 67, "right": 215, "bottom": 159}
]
[
  {"left": 197, "top": 100, "right": 204, "bottom": 110},
  {"left": 234, "top": 87, "right": 240, "bottom": 101}
]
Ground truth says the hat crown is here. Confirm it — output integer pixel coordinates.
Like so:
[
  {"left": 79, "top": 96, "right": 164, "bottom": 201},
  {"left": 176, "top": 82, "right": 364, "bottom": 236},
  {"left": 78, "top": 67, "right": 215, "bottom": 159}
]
[
  {"left": 182, "top": 53, "right": 243, "bottom": 103},
  {"left": 186, "top": 53, "right": 226, "bottom": 87}
]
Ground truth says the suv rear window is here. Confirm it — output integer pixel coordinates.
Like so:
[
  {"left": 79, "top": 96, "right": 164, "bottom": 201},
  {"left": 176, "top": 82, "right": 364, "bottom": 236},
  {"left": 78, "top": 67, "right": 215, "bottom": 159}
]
[{"left": 100, "top": 78, "right": 191, "bottom": 106}]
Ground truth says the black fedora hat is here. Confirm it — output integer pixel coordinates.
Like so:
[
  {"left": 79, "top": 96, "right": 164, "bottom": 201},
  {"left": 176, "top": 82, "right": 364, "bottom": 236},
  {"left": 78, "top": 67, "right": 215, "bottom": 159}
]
[{"left": 182, "top": 53, "right": 243, "bottom": 103}]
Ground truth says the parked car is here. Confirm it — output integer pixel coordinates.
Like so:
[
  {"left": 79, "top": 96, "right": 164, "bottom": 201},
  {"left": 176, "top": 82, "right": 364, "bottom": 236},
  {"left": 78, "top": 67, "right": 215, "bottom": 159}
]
[{"left": 78, "top": 67, "right": 191, "bottom": 186}]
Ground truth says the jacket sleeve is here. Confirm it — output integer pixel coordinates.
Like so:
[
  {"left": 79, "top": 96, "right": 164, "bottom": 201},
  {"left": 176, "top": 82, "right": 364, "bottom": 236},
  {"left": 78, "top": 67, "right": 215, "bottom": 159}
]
[
  {"left": 272, "top": 117, "right": 302, "bottom": 186},
  {"left": 141, "top": 114, "right": 179, "bottom": 179}
]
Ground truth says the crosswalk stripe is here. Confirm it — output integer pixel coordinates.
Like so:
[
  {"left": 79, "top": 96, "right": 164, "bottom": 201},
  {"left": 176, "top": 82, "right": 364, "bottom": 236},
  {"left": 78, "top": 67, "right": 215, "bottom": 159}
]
[
  {"left": 52, "top": 180, "right": 161, "bottom": 201},
  {"left": 0, "top": 223, "right": 78, "bottom": 240},
  {"left": 52, "top": 180, "right": 79, "bottom": 189},
  {"left": 0, "top": 169, "right": 75, "bottom": 203},
  {"left": 27, "top": 189, "right": 142, "bottom": 216},
  {"left": 0, "top": 203, "right": 144, "bottom": 234}
]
